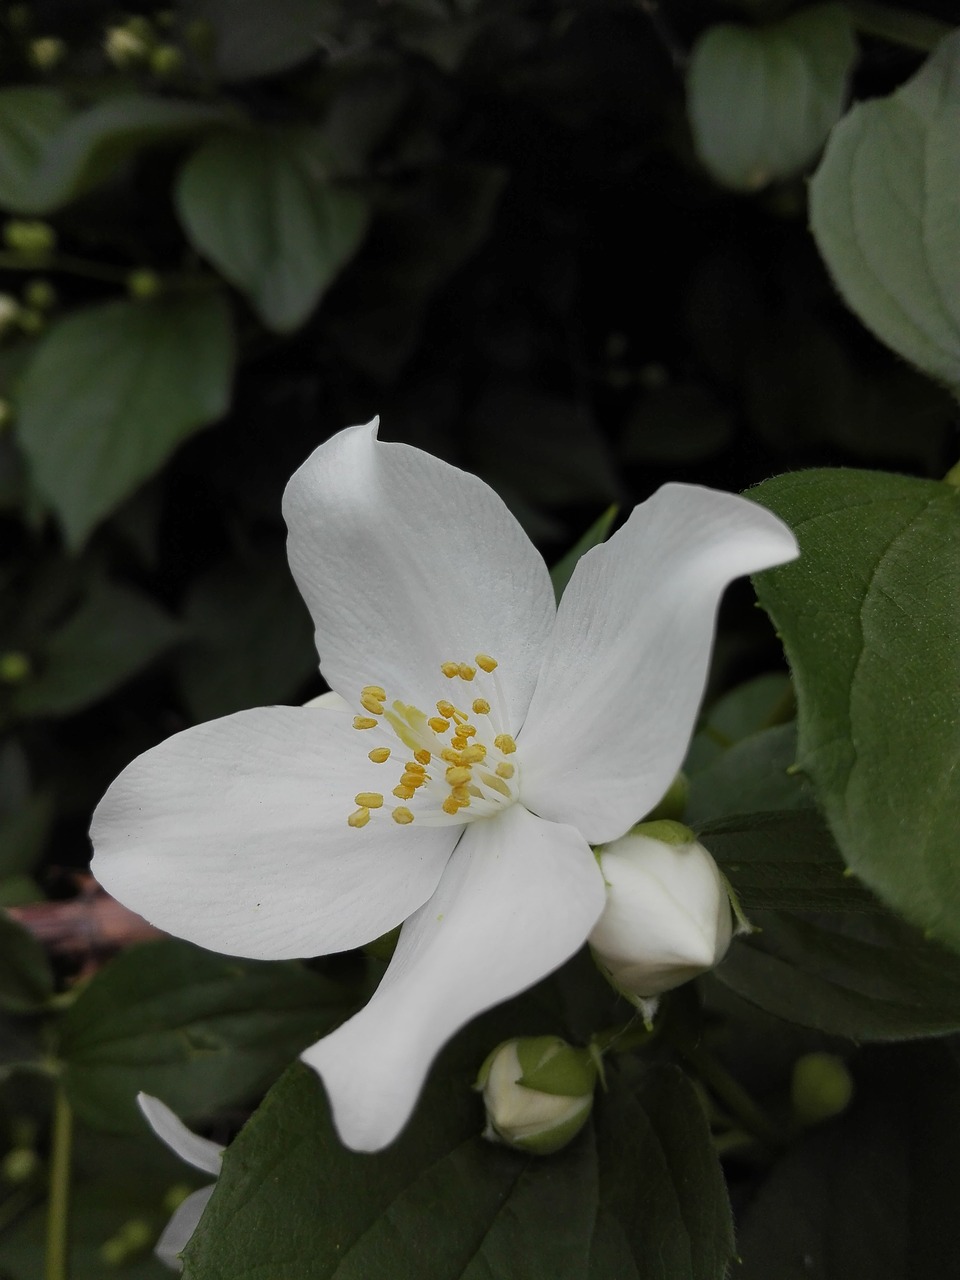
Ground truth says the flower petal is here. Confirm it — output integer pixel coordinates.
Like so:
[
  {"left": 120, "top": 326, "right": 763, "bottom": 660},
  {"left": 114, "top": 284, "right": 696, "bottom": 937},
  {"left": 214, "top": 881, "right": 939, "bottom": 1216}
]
[
  {"left": 301, "top": 803, "right": 605, "bottom": 1151},
  {"left": 137, "top": 1093, "right": 223, "bottom": 1174},
  {"left": 282, "top": 419, "right": 556, "bottom": 731},
  {"left": 155, "top": 1185, "right": 215, "bottom": 1271},
  {"left": 91, "top": 706, "right": 457, "bottom": 960},
  {"left": 518, "top": 485, "right": 798, "bottom": 843}
]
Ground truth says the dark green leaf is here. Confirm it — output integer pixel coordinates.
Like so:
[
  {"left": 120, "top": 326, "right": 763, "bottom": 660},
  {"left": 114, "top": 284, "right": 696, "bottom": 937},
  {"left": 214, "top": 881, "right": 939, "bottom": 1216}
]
[
  {"left": 0, "top": 910, "right": 53, "bottom": 1013},
  {"left": 688, "top": 5, "right": 857, "bottom": 191},
  {"left": 59, "top": 940, "right": 352, "bottom": 1134},
  {"left": 701, "top": 809, "right": 882, "bottom": 913},
  {"left": 176, "top": 129, "right": 369, "bottom": 332},
  {"left": 717, "top": 909, "right": 960, "bottom": 1039},
  {"left": 685, "top": 724, "right": 809, "bottom": 825},
  {"left": 0, "top": 791, "right": 53, "bottom": 876},
  {"left": 17, "top": 294, "right": 235, "bottom": 547},
  {"left": 810, "top": 30, "right": 960, "bottom": 391},
  {"left": 550, "top": 505, "right": 618, "bottom": 601},
  {"left": 11, "top": 581, "right": 180, "bottom": 719},
  {"left": 684, "top": 673, "right": 793, "bottom": 775},
  {"left": 751, "top": 469, "right": 960, "bottom": 953},
  {"left": 0, "top": 87, "right": 70, "bottom": 213}
]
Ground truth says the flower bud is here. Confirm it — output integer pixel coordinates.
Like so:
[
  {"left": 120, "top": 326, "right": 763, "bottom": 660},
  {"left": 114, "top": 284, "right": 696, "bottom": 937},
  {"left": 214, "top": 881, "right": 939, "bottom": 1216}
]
[
  {"left": 790, "top": 1052, "right": 854, "bottom": 1126},
  {"left": 150, "top": 44, "right": 184, "bottom": 78},
  {"left": 589, "top": 821, "right": 733, "bottom": 1010},
  {"left": 3, "top": 220, "right": 56, "bottom": 255},
  {"left": 126, "top": 268, "right": 163, "bottom": 300},
  {"left": 28, "top": 36, "right": 66, "bottom": 70},
  {"left": 0, "top": 652, "right": 31, "bottom": 684},
  {"left": 2, "top": 1146, "right": 40, "bottom": 1184},
  {"left": 24, "top": 278, "right": 57, "bottom": 311},
  {"left": 104, "top": 24, "right": 151, "bottom": 67},
  {"left": 477, "top": 1036, "right": 597, "bottom": 1155}
]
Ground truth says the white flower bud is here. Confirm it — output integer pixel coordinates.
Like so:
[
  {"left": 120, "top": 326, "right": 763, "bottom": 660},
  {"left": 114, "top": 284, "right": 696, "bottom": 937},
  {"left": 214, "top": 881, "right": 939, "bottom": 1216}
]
[
  {"left": 477, "top": 1036, "right": 597, "bottom": 1156},
  {"left": 589, "top": 821, "right": 733, "bottom": 1009}
]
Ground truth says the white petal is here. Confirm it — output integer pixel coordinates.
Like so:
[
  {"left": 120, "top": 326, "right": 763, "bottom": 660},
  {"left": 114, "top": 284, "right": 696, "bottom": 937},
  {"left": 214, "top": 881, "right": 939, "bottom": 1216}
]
[
  {"left": 303, "top": 690, "right": 349, "bottom": 710},
  {"left": 518, "top": 485, "right": 798, "bottom": 842},
  {"left": 91, "top": 706, "right": 457, "bottom": 960},
  {"left": 282, "top": 419, "right": 556, "bottom": 732},
  {"left": 301, "top": 804, "right": 604, "bottom": 1151},
  {"left": 137, "top": 1093, "right": 223, "bottom": 1174},
  {"left": 155, "top": 1185, "right": 215, "bottom": 1271}
]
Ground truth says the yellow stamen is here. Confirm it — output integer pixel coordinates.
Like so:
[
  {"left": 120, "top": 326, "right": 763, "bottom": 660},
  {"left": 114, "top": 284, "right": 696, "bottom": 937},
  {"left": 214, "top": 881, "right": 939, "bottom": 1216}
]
[
  {"left": 428, "top": 716, "right": 450, "bottom": 733},
  {"left": 460, "top": 744, "right": 487, "bottom": 764},
  {"left": 360, "top": 693, "right": 384, "bottom": 715},
  {"left": 440, "top": 748, "right": 463, "bottom": 764},
  {"left": 392, "top": 807, "right": 414, "bottom": 825},
  {"left": 440, "top": 662, "right": 460, "bottom": 678},
  {"left": 368, "top": 747, "right": 391, "bottom": 764},
  {"left": 436, "top": 700, "right": 456, "bottom": 719},
  {"left": 393, "top": 784, "right": 415, "bottom": 800},
  {"left": 414, "top": 749, "right": 432, "bottom": 765},
  {"left": 361, "top": 685, "right": 386, "bottom": 700},
  {"left": 348, "top": 807, "right": 370, "bottom": 828},
  {"left": 458, "top": 664, "right": 476, "bottom": 681},
  {"left": 494, "top": 733, "right": 517, "bottom": 754},
  {"left": 480, "top": 772, "right": 512, "bottom": 798},
  {"left": 354, "top": 792, "right": 383, "bottom": 809},
  {"left": 404, "top": 761, "right": 426, "bottom": 776},
  {"left": 353, "top": 716, "right": 378, "bottom": 730},
  {"left": 400, "top": 772, "right": 425, "bottom": 789},
  {"left": 445, "top": 766, "right": 473, "bottom": 787},
  {"left": 472, "top": 698, "right": 491, "bottom": 715},
  {"left": 496, "top": 762, "right": 515, "bottom": 779},
  {"left": 457, "top": 723, "right": 477, "bottom": 738},
  {"left": 476, "top": 654, "right": 497, "bottom": 672},
  {"left": 451, "top": 784, "right": 471, "bottom": 804},
  {"left": 442, "top": 796, "right": 462, "bottom": 815}
]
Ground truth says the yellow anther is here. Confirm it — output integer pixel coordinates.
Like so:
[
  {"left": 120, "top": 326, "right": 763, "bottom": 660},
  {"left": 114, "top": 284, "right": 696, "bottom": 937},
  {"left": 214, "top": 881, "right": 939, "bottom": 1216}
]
[
  {"left": 404, "top": 761, "right": 426, "bottom": 776},
  {"left": 393, "top": 784, "right": 415, "bottom": 800},
  {"left": 460, "top": 744, "right": 487, "bottom": 764},
  {"left": 400, "top": 772, "right": 425, "bottom": 789},
  {"left": 472, "top": 698, "right": 491, "bottom": 715},
  {"left": 361, "top": 685, "right": 386, "bottom": 700},
  {"left": 442, "top": 796, "right": 462, "bottom": 815},
  {"left": 428, "top": 716, "right": 450, "bottom": 733},
  {"left": 360, "top": 693, "right": 385, "bottom": 715},
  {"left": 353, "top": 716, "right": 378, "bottom": 730},
  {"left": 414, "top": 749, "right": 431, "bottom": 765},
  {"left": 392, "top": 807, "right": 415, "bottom": 824},
  {"left": 445, "top": 765, "right": 473, "bottom": 787},
  {"left": 436, "top": 700, "right": 457, "bottom": 719},
  {"left": 368, "top": 747, "right": 391, "bottom": 764},
  {"left": 452, "top": 738, "right": 469, "bottom": 753},
  {"left": 481, "top": 772, "right": 512, "bottom": 798},
  {"left": 440, "top": 662, "right": 460, "bottom": 678},
  {"left": 451, "top": 784, "right": 471, "bottom": 804},
  {"left": 348, "top": 807, "right": 371, "bottom": 828},
  {"left": 457, "top": 723, "right": 477, "bottom": 738},
  {"left": 458, "top": 664, "right": 476, "bottom": 681},
  {"left": 496, "top": 762, "right": 515, "bottom": 779},
  {"left": 440, "top": 748, "right": 463, "bottom": 764},
  {"left": 476, "top": 654, "right": 498, "bottom": 672},
  {"left": 494, "top": 733, "right": 517, "bottom": 754},
  {"left": 354, "top": 792, "right": 384, "bottom": 809}
]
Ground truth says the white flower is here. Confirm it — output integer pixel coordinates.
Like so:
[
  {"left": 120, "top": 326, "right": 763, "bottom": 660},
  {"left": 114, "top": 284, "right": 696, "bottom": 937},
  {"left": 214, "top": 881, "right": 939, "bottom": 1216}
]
[
  {"left": 589, "top": 821, "right": 734, "bottom": 1016},
  {"left": 91, "top": 418, "right": 797, "bottom": 1152},
  {"left": 136, "top": 1093, "right": 223, "bottom": 1271}
]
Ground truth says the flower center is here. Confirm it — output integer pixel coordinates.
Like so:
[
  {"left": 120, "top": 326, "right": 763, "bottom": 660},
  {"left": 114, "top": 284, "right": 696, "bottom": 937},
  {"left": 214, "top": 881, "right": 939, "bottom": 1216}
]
[{"left": 346, "top": 654, "right": 520, "bottom": 829}]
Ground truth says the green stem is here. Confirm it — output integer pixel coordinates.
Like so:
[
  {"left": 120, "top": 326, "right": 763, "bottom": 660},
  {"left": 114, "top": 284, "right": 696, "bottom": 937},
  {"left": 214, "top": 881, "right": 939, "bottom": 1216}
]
[
  {"left": 845, "top": 0, "right": 951, "bottom": 52},
  {"left": 45, "top": 1087, "right": 72, "bottom": 1280},
  {"left": 0, "top": 251, "right": 129, "bottom": 284},
  {"left": 670, "top": 1035, "right": 786, "bottom": 1151}
]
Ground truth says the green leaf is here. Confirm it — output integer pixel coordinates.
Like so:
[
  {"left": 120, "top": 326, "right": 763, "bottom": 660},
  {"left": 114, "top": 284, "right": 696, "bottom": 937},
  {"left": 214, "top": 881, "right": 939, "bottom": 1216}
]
[
  {"left": 59, "top": 939, "right": 352, "bottom": 1134},
  {"left": 10, "top": 580, "right": 180, "bottom": 719},
  {"left": 750, "top": 469, "right": 960, "bottom": 953},
  {"left": 701, "top": 809, "right": 882, "bottom": 913},
  {"left": 550, "top": 505, "right": 618, "bottom": 601},
  {"left": 5, "top": 94, "right": 239, "bottom": 215},
  {"left": 0, "top": 910, "right": 54, "bottom": 1012},
  {"left": 685, "top": 673, "right": 793, "bottom": 774},
  {"left": 688, "top": 4, "right": 857, "bottom": 192},
  {"left": 685, "top": 724, "right": 810, "bottom": 825},
  {"left": 717, "top": 908, "right": 960, "bottom": 1039},
  {"left": 180, "top": 0, "right": 338, "bottom": 81},
  {"left": 17, "top": 293, "right": 235, "bottom": 547},
  {"left": 176, "top": 552, "right": 318, "bottom": 720},
  {"left": 0, "top": 791, "right": 53, "bottom": 876},
  {"left": 176, "top": 129, "right": 369, "bottom": 332},
  {"left": 0, "top": 87, "right": 70, "bottom": 212},
  {"left": 810, "top": 30, "right": 960, "bottom": 392}
]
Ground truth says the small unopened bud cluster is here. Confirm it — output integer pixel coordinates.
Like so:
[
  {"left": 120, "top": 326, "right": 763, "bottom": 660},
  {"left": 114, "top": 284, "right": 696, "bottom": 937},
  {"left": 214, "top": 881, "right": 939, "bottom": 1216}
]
[{"left": 477, "top": 1036, "right": 598, "bottom": 1155}]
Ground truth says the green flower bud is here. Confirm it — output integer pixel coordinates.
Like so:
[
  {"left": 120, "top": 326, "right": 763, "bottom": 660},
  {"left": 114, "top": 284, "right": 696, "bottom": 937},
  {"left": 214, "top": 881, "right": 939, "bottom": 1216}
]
[
  {"left": 104, "top": 24, "right": 151, "bottom": 67},
  {"left": 162, "top": 1181, "right": 194, "bottom": 1214},
  {"left": 150, "top": 44, "right": 183, "bottom": 77},
  {"left": 477, "top": 1036, "right": 597, "bottom": 1156},
  {"left": 590, "top": 823, "right": 733, "bottom": 1014},
  {"left": 4, "top": 220, "right": 56, "bottom": 255},
  {"left": 99, "top": 1218, "right": 154, "bottom": 1266},
  {"left": 790, "top": 1052, "right": 854, "bottom": 1126},
  {"left": 0, "top": 652, "right": 31, "bottom": 684},
  {"left": 23, "top": 278, "right": 56, "bottom": 310},
  {"left": 126, "top": 268, "right": 163, "bottom": 300},
  {"left": 2, "top": 1146, "right": 40, "bottom": 1184},
  {"left": 28, "top": 36, "right": 66, "bottom": 70}
]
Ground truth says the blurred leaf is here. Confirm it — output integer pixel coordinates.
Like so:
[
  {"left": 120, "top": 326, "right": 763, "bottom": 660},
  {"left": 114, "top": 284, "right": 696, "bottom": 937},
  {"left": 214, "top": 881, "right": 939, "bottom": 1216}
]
[
  {"left": 751, "top": 470, "right": 960, "bottom": 954},
  {"left": 60, "top": 940, "right": 353, "bottom": 1134},
  {"left": 685, "top": 724, "right": 810, "bottom": 826},
  {"left": 718, "top": 909, "right": 960, "bottom": 1039},
  {"left": 4, "top": 95, "right": 240, "bottom": 215},
  {"left": 181, "top": 0, "right": 339, "bottom": 81},
  {"left": 176, "top": 552, "right": 318, "bottom": 720},
  {"left": 10, "top": 580, "right": 180, "bottom": 719},
  {"left": 550, "top": 505, "right": 618, "bottom": 602},
  {"left": 17, "top": 294, "right": 235, "bottom": 548},
  {"left": 0, "top": 791, "right": 54, "bottom": 876},
  {"left": 0, "top": 87, "right": 70, "bottom": 213},
  {"left": 0, "top": 910, "right": 53, "bottom": 1013},
  {"left": 688, "top": 4, "right": 857, "bottom": 191},
  {"left": 176, "top": 129, "right": 369, "bottom": 332},
  {"left": 700, "top": 809, "right": 882, "bottom": 913},
  {"left": 183, "top": 1055, "right": 733, "bottom": 1279},
  {"left": 810, "top": 30, "right": 960, "bottom": 392}
]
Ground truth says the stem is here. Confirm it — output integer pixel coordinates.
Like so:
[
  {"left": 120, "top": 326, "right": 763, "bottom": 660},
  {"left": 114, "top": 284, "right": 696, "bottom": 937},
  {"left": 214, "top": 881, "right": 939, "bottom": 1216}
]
[
  {"left": 45, "top": 1087, "right": 73, "bottom": 1280},
  {"left": 845, "top": 1, "right": 951, "bottom": 52},
  {"left": 0, "top": 252, "right": 129, "bottom": 284},
  {"left": 670, "top": 1035, "right": 786, "bottom": 1150}
]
